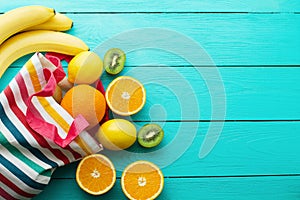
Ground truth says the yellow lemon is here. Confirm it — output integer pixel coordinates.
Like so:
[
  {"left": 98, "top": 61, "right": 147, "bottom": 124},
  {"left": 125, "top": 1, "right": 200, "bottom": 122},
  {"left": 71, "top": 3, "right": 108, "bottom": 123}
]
[
  {"left": 96, "top": 119, "right": 136, "bottom": 151},
  {"left": 68, "top": 51, "right": 103, "bottom": 84}
]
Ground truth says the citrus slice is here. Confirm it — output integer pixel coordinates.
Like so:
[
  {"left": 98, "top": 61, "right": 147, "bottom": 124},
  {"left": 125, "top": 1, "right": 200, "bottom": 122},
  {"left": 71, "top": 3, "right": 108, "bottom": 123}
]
[
  {"left": 121, "top": 161, "right": 164, "bottom": 200},
  {"left": 76, "top": 154, "right": 116, "bottom": 195},
  {"left": 106, "top": 76, "right": 146, "bottom": 116}
]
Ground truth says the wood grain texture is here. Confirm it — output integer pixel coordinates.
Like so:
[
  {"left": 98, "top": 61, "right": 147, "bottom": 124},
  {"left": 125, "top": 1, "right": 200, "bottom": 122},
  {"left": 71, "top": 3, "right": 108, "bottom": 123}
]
[
  {"left": 69, "top": 14, "right": 300, "bottom": 66},
  {"left": 35, "top": 176, "right": 300, "bottom": 200},
  {"left": 50, "top": 122, "right": 300, "bottom": 178},
  {"left": 2, "top": 14, "right": 300, "bottom": 66},
  {"left": 1, "top": 2, "right": 300, "bottom": 199},
  {"left": 1, "top": 67, "right": 299, "bottom": 120},
  {"left": 1, "top": 0, "right": 300, "bottom": 12}
]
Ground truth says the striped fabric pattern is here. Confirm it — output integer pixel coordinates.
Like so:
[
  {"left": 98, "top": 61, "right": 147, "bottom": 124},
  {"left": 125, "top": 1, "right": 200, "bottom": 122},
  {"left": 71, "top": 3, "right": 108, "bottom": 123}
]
[{"left": 0, "top": 53, "right": 102, "bottom": 199}]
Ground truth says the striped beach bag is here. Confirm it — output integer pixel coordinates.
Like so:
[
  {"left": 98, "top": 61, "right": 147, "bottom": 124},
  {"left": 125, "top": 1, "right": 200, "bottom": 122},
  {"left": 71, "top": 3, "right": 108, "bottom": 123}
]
[{"left": 0, "top": 53, "right": 103, "bottom": 199}]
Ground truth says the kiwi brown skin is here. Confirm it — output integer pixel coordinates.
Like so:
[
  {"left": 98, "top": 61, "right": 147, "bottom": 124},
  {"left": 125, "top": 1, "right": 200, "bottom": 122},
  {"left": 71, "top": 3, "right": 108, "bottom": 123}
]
[
  {"left": 104, "top": 48, "right": 126, "bottom": 75},
  {"left": 138, "top": 124, "right": 164, "bottom": 148}
]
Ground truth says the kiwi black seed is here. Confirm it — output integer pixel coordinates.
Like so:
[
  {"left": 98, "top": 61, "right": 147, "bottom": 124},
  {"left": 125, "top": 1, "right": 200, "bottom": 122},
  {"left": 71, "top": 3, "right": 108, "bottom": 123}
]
[
  {"left": 104, "top": 48, "right": 126, "bottom": 75},
  {"left": 138, "top": 124, "right": 164, "bottom": 148}
]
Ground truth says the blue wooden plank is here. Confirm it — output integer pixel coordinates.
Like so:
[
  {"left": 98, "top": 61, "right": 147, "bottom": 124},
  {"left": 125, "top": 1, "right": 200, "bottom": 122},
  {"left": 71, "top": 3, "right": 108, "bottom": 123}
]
[
  {"left": 51, "top": 122, "right": 300, "bottom": 178},
  {"left": 35, "top": 176, "right": 300, "bottom": 200},
  {"left": 1, "top": 0, "right": 300, "bottom": 12},
  {"left": 1, "top": 67, "right": 299, "bottom": 120},
  {"left": 71, "top": 14, "right": 300, "bottom": 66},
  {"left": 2, "top": 14, "right": 299, "bottom": 66}
]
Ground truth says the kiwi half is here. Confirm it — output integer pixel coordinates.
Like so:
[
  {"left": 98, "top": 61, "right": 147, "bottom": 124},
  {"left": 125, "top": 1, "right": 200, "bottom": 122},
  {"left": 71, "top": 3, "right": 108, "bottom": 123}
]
[
  {"left": 138, "top": 124, "right": 164, "bottom": 148},
  {"left": 104, "top": 48, "right": 126, "bottom": 75}
]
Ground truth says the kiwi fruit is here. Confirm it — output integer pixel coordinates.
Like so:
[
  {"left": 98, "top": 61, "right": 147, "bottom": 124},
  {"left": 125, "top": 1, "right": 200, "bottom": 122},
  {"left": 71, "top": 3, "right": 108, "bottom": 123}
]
[
  {"left": 138, "top": 124, "right": 164, "bottom": 148},
  {"left": 104, "top": 48, "right": 126, "bottom": 75}
]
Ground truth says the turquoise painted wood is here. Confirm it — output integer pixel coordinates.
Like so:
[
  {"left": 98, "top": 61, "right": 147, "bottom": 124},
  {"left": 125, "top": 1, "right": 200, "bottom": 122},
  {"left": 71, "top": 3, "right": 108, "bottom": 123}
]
[
  {"left": 35, "top": 176, "right": 300, "bottom": 200},
  {"left": 3, "top": 14, "right": 300, "bottom": 66},
  {"left": 1, "top": 0, "right": 300, "bottom": 12},
  {"left": 1, "top": 67, "right": 300, "bottom": 120},
  {"left": 50, "top": 122, "right": 300, "bottom": 178},
  {"left": 0, "top": 1, "right": 300, "bottom": 199},
  {"left": 69, "top": 14, "right": 300, "bottom": 66}
]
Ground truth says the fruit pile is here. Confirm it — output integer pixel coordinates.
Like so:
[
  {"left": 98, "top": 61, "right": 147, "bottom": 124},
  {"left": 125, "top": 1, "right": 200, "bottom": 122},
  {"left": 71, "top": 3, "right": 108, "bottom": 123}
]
[
  {"left": 64, "top": 48, "right": 165, "bottom": 199},
  {"left": 69, "top": 48, "right": 165, "bottom": 199},
  {"left": 0, "top": 5, "right": 165, "bottom": 200}
]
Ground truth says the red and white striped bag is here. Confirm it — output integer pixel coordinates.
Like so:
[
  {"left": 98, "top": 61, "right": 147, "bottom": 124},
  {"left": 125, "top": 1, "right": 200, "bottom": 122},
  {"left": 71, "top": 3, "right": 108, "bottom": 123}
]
[{"left": 0, "top": 53, "right": 103, "bottom": 199}]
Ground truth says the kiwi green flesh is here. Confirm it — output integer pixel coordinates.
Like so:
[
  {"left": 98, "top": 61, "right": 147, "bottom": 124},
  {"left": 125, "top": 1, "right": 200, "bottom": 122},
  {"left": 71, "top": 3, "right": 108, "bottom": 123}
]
[
  {"left": 104, "top": 48, "right": 126, "bottom": 75},
  {"left": 138, "top": 124, "right": 164, "bottom": 148}
]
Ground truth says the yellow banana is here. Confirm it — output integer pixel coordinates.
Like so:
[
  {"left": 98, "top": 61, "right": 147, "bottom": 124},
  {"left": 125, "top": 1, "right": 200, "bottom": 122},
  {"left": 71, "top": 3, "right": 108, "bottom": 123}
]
[
  {"left": 23, "top": 13, "right": 73, "bottom": 32},
  {"left": 0, "top": 30, "right": 89, "bottom": 77},
  {"left": 0, "top": 5, "right": 55, "bottom": 45}
]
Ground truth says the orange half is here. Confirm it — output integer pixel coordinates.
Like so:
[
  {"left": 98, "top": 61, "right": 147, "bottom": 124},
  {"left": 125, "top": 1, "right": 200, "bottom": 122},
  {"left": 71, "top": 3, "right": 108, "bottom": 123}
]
[
  {"left": 106, "top": 76, "right": 146, "bottom": 116},
  {"left": 76, "top": 154, "right": 116, "bottom": 195},
  {"left": 121, "top": 161, "right": 164, "bottom": 200}
]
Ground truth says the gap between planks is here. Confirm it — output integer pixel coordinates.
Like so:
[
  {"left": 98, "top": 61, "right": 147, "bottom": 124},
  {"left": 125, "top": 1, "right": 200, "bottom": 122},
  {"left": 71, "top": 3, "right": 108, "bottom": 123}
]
[
  {"left": 52, "top": 174, "right": 300, "bottom": 180},
  {"left": 1, "top": 11, "right": 300, "bottom": 14},
  {"left": 133, "top": 120, "right": 300, "bottom": 122},
  {"left": 49, "top": 12, "right": 300, "bottom": 14},
  {"left": 7, "top": 64, "right": 300, "bottom": 68}
]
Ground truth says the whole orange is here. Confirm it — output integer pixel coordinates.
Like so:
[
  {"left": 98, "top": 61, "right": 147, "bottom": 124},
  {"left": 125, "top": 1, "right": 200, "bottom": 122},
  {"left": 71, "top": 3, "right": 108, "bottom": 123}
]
[{"left": 61, "top": 84, "right": 106, "bottom": 130}]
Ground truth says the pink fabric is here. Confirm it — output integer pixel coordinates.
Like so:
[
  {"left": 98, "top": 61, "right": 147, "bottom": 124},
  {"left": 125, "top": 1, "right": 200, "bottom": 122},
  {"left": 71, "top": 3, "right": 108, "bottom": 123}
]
[
  {"left": 26, "top": 52, "right": 109, "bottom": 148},
  {"left": 26, "top": 67, "right": 89, "bottom": 148},
  {"left": 45, "top": 52, "right": 74, "bottom": 63}
]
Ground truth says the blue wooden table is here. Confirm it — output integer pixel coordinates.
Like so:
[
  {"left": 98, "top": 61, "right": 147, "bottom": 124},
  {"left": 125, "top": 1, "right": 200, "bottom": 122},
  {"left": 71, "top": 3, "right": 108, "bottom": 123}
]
[{"left": 1, "top": 1, "right": 300, "bottom": 199}]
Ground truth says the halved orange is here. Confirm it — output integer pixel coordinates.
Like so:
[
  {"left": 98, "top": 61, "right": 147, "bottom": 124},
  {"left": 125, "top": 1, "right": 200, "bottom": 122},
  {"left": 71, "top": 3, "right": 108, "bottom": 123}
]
[
  {"left": 76, "top": 154, "right": 116, "bottom": 195},
  {"left": 121, "top": 161, "right": 164, "bottom": 200},
  {"left": 106, "top": 76, "right": 146, "bottom": 116}
]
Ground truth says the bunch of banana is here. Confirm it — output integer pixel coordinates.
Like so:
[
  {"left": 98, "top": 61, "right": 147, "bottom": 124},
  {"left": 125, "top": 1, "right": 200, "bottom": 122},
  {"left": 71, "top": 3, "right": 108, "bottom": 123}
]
[{"left": 0, "top": 5, "right": 89, "bottom": 77}]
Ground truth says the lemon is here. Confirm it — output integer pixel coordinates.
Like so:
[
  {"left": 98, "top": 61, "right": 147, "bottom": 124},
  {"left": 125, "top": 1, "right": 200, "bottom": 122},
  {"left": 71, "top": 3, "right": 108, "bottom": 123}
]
[
  {"left": 68, "top": 51, "right": 103, "bottom": 84},
  {"left": 96, "top": 119, "right": 136, "bottom": 151}
]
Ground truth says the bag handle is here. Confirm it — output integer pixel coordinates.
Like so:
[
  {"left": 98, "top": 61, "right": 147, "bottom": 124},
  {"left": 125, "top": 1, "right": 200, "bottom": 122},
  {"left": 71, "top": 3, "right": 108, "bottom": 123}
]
[{"left": 26, "top": 54, "right": 89, "bottom": 148}]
